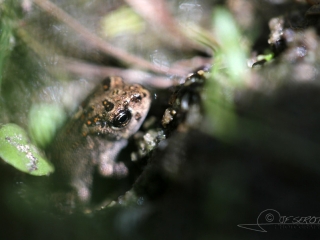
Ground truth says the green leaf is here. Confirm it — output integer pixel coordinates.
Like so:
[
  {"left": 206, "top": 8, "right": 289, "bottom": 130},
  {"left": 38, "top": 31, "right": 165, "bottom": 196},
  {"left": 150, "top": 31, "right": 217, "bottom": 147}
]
[
  {"left": 0, "top": 123, "right": 54, "bottom": 176},
  {"left": 203, "top": 72, "right": 238, "bottom": 141},
  {"left": 0, "top": 3, "right": 16, "bottom": 88},
  {"left": 212, "top": 7, "right": 247, "bottom": 86},
  {"left": 101, "top": 6, "right": 145, "bottom": 37},
  {"left": 203, "top": 7, "right": 249, "bottom": 141},
  {"left": 28, "top": 103, "right": 66, "bottom": 148}
]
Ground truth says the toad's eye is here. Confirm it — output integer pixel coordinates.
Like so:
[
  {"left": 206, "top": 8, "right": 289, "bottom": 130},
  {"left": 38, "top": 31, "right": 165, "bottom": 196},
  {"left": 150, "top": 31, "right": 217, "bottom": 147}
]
[{"left": 113, "top": 110, "right": 132, "bottom": 128}]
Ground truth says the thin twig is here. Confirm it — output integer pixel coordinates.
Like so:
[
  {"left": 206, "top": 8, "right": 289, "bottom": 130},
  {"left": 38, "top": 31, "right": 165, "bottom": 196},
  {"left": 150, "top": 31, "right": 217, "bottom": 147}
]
[{"left": 57, "top": 58, "right": 181, "bottom": 88}]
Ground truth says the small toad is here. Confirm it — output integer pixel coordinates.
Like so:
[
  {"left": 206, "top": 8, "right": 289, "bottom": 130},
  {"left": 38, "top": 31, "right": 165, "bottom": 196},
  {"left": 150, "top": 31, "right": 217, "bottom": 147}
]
[{"left": 48, "top": 77, "right": 151, "bottom": 205}]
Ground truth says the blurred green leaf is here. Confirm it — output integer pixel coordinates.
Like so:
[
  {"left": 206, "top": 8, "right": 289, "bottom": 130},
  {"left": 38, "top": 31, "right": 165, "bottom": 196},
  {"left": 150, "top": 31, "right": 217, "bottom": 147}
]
[
  {"left": 212, "top": 7, "right": 247, "bottom": 85},
  {"left": 0, "top": 3, "right": 16, "bottom": 88},
  {"left": 257, "top": 52, "right": 274, "bottom": 62},
  {"left": 0, "top": 123, "right": 54, "bottom": 176},
  {"left": 28, "top": 103, "right": 66, "bottom": 148},
  {"left": 203, "top": 71, "right": 238, "bottom": 140},
  {"left": 204, "top": 7, "right": 248, "bottom": 140},
  {"left": 101, "top": 6, "right": 145, "bottom": 37}
]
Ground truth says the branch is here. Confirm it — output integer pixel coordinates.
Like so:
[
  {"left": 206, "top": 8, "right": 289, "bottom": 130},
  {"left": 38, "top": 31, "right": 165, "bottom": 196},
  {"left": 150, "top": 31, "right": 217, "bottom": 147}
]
[{"left": 32, "top": 0, "right": 185, "bottom": 76}]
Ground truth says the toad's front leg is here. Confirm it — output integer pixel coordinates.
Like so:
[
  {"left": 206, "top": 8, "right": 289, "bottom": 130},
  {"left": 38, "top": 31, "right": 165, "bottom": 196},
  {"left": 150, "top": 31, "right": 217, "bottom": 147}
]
[{"left": 97, "top": 139, "right": 129, "bottom": 178}]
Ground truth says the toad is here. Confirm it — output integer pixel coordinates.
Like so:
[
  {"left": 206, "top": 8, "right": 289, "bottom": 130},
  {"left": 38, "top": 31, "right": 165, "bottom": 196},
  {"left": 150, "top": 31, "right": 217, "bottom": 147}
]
[{"left": 48, "top": 77, "right": 151, "bottom": 205}]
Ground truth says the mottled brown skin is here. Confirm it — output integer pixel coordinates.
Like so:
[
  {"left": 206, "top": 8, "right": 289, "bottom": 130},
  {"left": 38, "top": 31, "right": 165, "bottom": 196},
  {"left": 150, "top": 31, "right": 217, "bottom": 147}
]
[{"left": 48, "top": 77, "right": 151, "bottom": 203}]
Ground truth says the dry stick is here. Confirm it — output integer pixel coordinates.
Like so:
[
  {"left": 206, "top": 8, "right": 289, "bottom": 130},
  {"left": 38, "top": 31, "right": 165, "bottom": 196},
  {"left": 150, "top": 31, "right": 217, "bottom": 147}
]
[
  {"left": 16, "top": 25, "right": 182, "bottom": 88},
  {"left": 58, "top": 58, "right": 179, "bottom": 88},
  {"left": 33, "top": 0, "right": 185, "bottom": 76}
]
